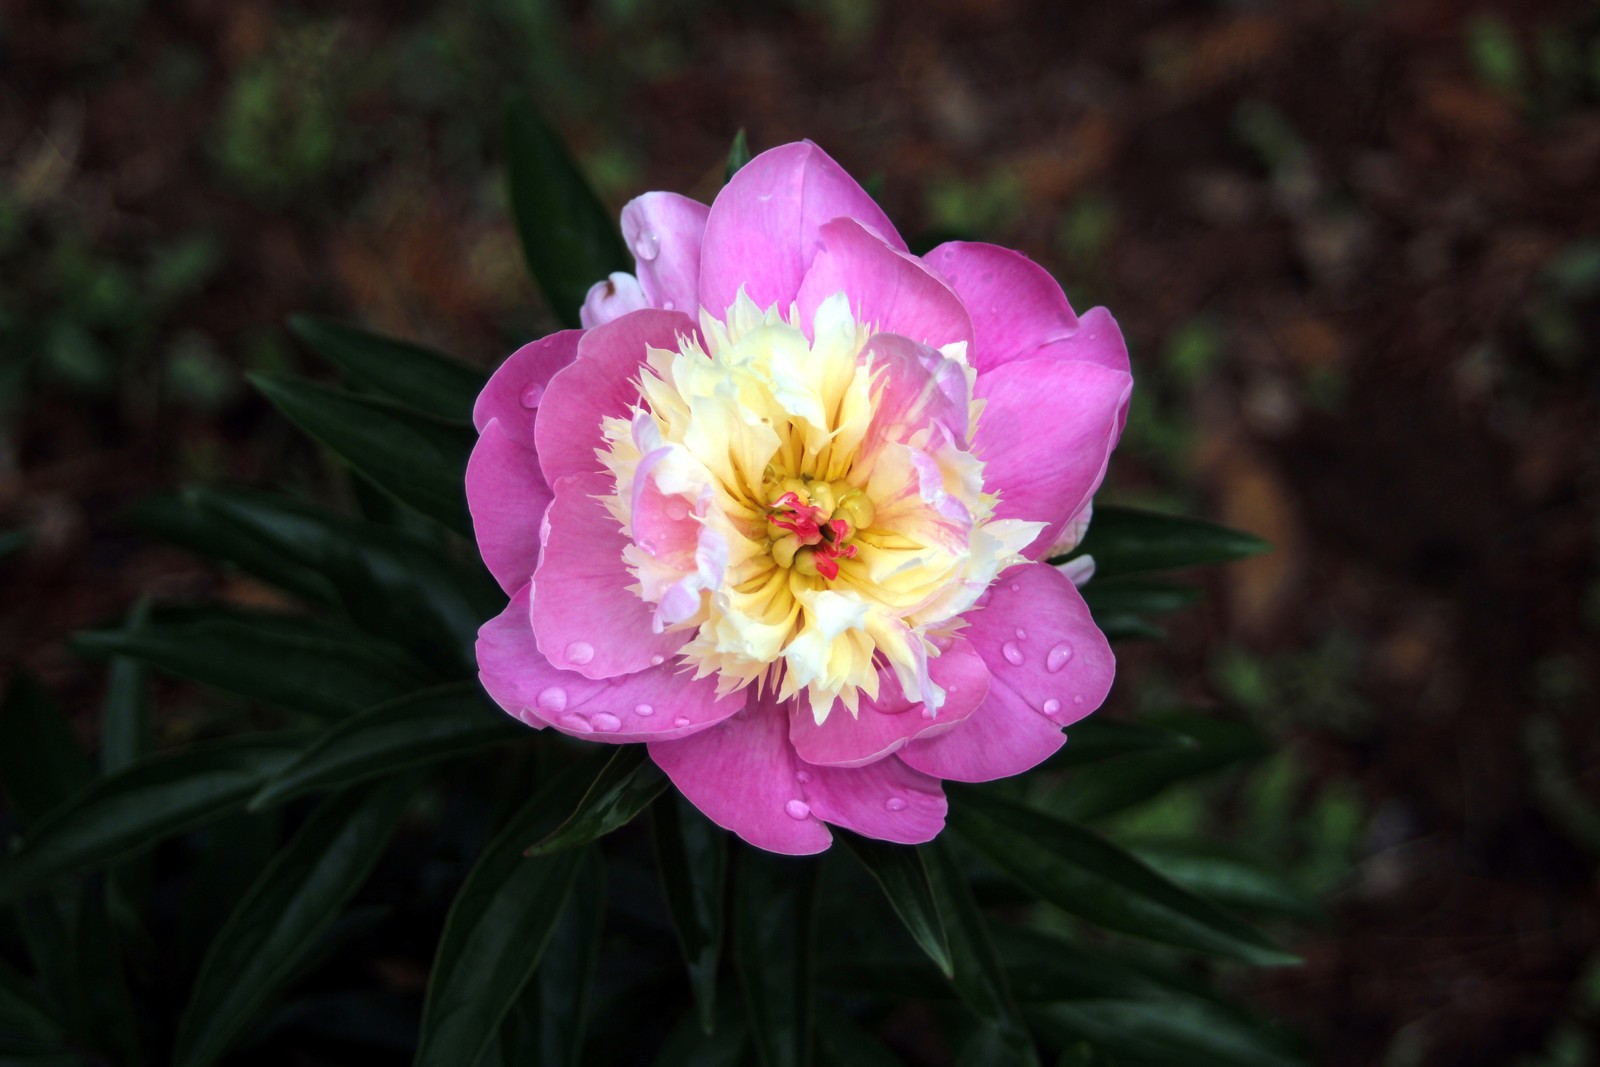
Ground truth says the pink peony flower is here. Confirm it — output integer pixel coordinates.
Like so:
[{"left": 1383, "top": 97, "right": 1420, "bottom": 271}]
[{"left": 470, "top": 142, "right": 1132, "bottom": 854}]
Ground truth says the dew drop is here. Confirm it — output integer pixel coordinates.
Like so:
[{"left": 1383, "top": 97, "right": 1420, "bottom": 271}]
[
  {"left": 1042, "top": 698, "right": 1062, "bottom": 715},
  {"left": 536, "top": 687, "right": 568, "bottom": 712},
  {"left": 565, "top": 641, "right": 595, "bottom": 665},
  {"left": 784, "top": 799, "right": 812, "bottom": 820},
  {"left": 1010, "top": 582, "right": 1021, "bottom": 592},
  {"left": 662, "top": 299, "right": 676, "bottom": 311},
  {"left": 651, "top": 654, "right": 666, "bottom": 666},
  {"left": 885, "top": 797, "right": 907, "bottom": 812},
  {"left": 559, "top": 713, "right": 592, "bottom": 733},
  {"left": 666, "top": 499, "right": 689, "bottom": 521},
  {"left": 633, "top": 231, "right": 660, "bottom": 260},
  {"left": 1073, "top": 695, "right": 1085, "bottom": 705},
  {"left": 634, "top": 702, "right": 655, "bottom": 717},
  {"left": 673, "top": 716, "right": 692, "bottom": 728},
  {"left": 1046, "top": 643, "right": 1075, "bottom": 673},
  {"left": 1014, "top": 627, "right": 1027, "bottom": 640},
  {"left": 519, "top": 383, "right": 545, "bottom": 409},
  {"left": 796, "top": 770, "right": 812, "bottom": 784},
  {"left": 1001, "top": 641, "right": 1025, "bottom": 666},
  {"left": 591, "top": 713, "right": 621, "bottom": 732}
]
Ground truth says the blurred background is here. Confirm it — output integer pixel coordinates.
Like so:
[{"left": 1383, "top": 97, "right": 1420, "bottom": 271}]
[{"left": 2, "top": 1, "right": 1597, "bottom": 1063}]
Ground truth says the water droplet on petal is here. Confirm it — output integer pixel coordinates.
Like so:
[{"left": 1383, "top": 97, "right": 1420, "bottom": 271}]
[
  {"left": 536, "top": 687, "right": 568, "bottom": 712},
  {"left": 634, "top": 703, "right": 655, "bottom": 717},
  {"left": 519, "top": 383, "right": 545, "bottom": 409},
  {"left": 559, "top": 713, "right": 592, "bottom": 733},
  {"left": 1046, "top": 643, "right": 1075, "bottom": 673},
  {"left": 885, "top": 797, "right": 907, "bottom": 812},
  {"left": 1042, "top": 698, "right": 1061, "bottom": 715},
  {"left": 662, "top": 299, "right": 675, "bottom": 311},
  {"left": 1010, "top": 582, "right": 1021, "bottom": 592},
  {"left": 796, "top": 770, "right": 812, "bottom": 783},
  {"left": 785, "top": 799, "right": 811, "bottom": 820},
  {"left": 673, "top": 716, "right": 692, "bottom": 728},
  {"left": 565, "top": 641, "right": 595, "bottom": 665},
  {"left": 591, "top": 713, "right": 622, "bottom": 732},
  {"left": 1001, "top": 641, "right": 1025, "bottom": 666},
  {"left": 651, "top": 654, "right": 666, "bottom": 666},
  {"left": 666, "top": 499, "right": 689, "bottom": 521},
  {"left": 1014, "top": 627, "right": 1027, "bottom": 640},
  {"left": 1073, "top": 694, "right": 1085, "bottom": 705},
  {"left": 633, "top": 231, "right": 660, "bottom": 260}
]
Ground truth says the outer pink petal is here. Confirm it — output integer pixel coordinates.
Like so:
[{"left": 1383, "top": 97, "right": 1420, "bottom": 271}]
[
  {"left": 622, "top": 192, "right": 710, "bottom": 314},
  {"left": 921, "top": 241, "right": 1079, "bottom": 372},
  {"left": 698, "top": 141, "right": 906, "bottom": 316},
  {"left": 466, "top": 418, "right": 553, "bottom": 594},
  {"left": 581, "top": 272, "right": 649, "bottom": 329},
  {"left": 533, "top": 309, "right": 698, "bottom": 487},
  {"left": 1051, "top": 306, "right": 1132, "bottom": 442},
  {"left": 788, "top": 636, "right": 989, "bottom": 767},
  {"left": 901, "top": 562, "right": 1114, "bottom": 781},
  {"left": 971, "top": 358, "right": 1132, "bottom": 559},
  {"left": 473, "top": 330, "right": 583, "bottom": 450},
  {"left": 530, "top": 471, "right": 687, "bottom": 678},
  {"left": 804, "top": 756, "right": 947, "bottom": 845},
  {"left": 478, "top": 584, "right": 736, "bottom": 741},
  {"left": 795, "top": 219, "right": 973, "bottom": 352},
  {"left": 649, "top": 693, "right": 834, "bottom": 855}
]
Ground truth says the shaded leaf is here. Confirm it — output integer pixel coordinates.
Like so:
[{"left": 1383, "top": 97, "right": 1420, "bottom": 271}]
[
  {"left": 839, "top": 834, "right": 952, "bottom": 977},
  {"left": 1066, "top": 507, "right": 1269, "bottom": 579},
  {"left": 1046, "top": 714, "right": 1264, "bottom": 822},
  {"left": 504, "top": 97, "right": 631, "bottom": 327},
  {"left": 528, "top": 746, "right": 666, "bottom": 855},
  {"left": 250, "top": 683, "right": 524, "bottom": 809},
  {"left": 653, "top": 1001, "right": 750, "bottom": 1067},
  {"left": 289, "top": 315, "right": 485, "bottom": 423},
  {"left": 0, "top": 733, "right": 311, "bottom": 906},
  {"left": 1028, "top": 999, "right": 1304, "bottom": 1067},
  {"left": 725, "top": 129, "right": 752, "bottom": 183},
  {"left": 948, "top": 790, "right": 1297, "bottom": 966},
  {"left": 1126, "top": 839, "right": 1324, "bottom": 921},
  {"left": 0, "top": 960, "right": 59, "bottom": 1043},
  {"left": 815, "top": 1010, "right": 904, "bottom": 1067},
  {"left": 734, "top": 849, "right": 817, "bottom": 1067},
  {"left": 251, "top": 372, "right": 474, "bottom": 535},
  {"left": 0, "top": 674, "right": 93, "bottom": 825},
  {"left": 1080, "top": 579, "right": 1202, "bottom": 617},
  {"left": 174, "top": 775, "right": 418, "bottom": 1067},
  {"left": 651, "top": 792, "right": 727, "bottom": 1035},
  {"left": 75, "top": 609, "right": 432, "bottom": 721},
  {"left": 1051, "top": 718, "right": 1199, "bottom": 768},
  {"left": 100, "top": 599, "right": 154, "bottom": 774}
]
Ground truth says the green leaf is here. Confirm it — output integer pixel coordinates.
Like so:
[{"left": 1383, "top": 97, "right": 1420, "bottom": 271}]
[
  {"left": 1080, "top": 579, "right": 1202, "bottom": 617},
  {"left": 251, "top": 372, "right": 475, "bottom": 535},
  {"left": 725, "top": 129, "right": 752, "bottom": 183},
  {"left": 734, "top": 849, "right": 817, "bottom": 1067},
  {"left": 651, "top": 792, "right": 727, "bottom": 1036},
  {"left": 1028, "top": 999, "right": 1304, "bottom": 1067},
  {"left": 528, "top": 746, "right": 666, "bottom": 855},
  {"left": 653, "top": 1000, "right": 750, "bottom": 1066},
  {"left": 131, "top": 493, "right": 337, "bottom": 607},
  {"left": 1066, "top": 507, "right": 1269, "bottom": 579},
  {"left": 839, "top": 835, "right": 952, "bottom": 977},
  {"left": 414, "top": 753, "right": 609, "bottom": 1067},
  {"left": 100, "top": 600, "right": 153, "bottom": 774},
  {"left": 75, "top": 609, "right": 432, "bottom": 721},
  {"left": 1045, "top": 714, "right": 1264, "bottom": 822},
  {"left": 0, "top": 960, "right": 60, "bottom": 1044},
  {"left": 504, "top": 97, "right": 631, "bottom": 327},
  {"left": 948, "top": 790, "right": 1297, "bottom": 966},
  {"left": 289, "top": 315, "right": 485, "bottom": 423},
  {"left": 1126, "top": 839, "right": 1323, "bottom": 921},
  {"left": 0, "top": 733, "right": 311, "bottom": 906},
  {"left": 249, "top": 683, "right": 524, "bottom": 810},
  {"left": 925, "top": 839, "right": 1039, "bottom": 1067},
  {"left": 1050, "top": 717, "right": 1199, "bottom": 767},
  {"left": 174, "top": 776, "right": 417, "bottom": 1067},
  {"left": 0, "top": 674, "right": 94, "bottom": 825},
  {"left": 815, "top": 1011, "right": 903, "bottom": 1067}
]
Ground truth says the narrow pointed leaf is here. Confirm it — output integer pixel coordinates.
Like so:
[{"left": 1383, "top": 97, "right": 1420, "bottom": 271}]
[
  {"left": 75, "top": 609, "right": 431, "bottom": 721},
  {"left": 504, "top": 97, "right": 631, "bottom": 327},
  {"left": 815, "top": 1011, "right": 903, "bottom": 1067},
  {"left": 949, "top": 790, "right": 1297, "bottom": 965},
  {"left": 1127, "top": 840, "right": 1324, "bottom": 921},
  {"left": 250, "top": 683, "right": 525, "bottom": 810},
  {"left": 1066, "top": 507, "right": 1269, "bottom": 579},
  {"left": 1047, "top": 715, "right": 1264, "bottom": 822},
  {"left": 1079, "top": 579, "right": 1202, "bottom": 617},
  {"left": 0, "top": 960, "right": 59, "bottom": 1043},
  {"left": 0, "top": 733, "right": 310, "bottom": 906},
  {"left": 251, "top": 372, "right": 474, "bottom": 535},
  {"left": 414, "top": 753, "right": 608, "bottom": 1067},
  {"left": 725, "top": 129, "right": 752, "bottom": 182},
  {"left": 734, "top": 849, "right": 817, "bottom": 1067},
  {"left": 651, "top": 792, "right": 727, "bottom": 1035},
  {"left": 926, "top": 839, "right": 1038, "bottom": 1067},
  {"left": 100, "top": 600, "right": 153, "bottom": 774},
  {"left": 840, "top": 834, "right": 952, "bottom": 977},
  {"left": 1027, "top": 1000, "right": 1304, "bottom": 1067},
  {"left": 0, "top": 674, "right": 93, "bottom": 825},
  {"left": 289, "top": 315, "right": 485, "bottom": 422},
  {"left": 528, "top": 746, "right": 666, "bottom": 855},
  {"left": 174, "top": 776, "right": 417, "bottom": 1067},
  {"left": 1052, "top": 718, "right": 1199, "bottom": 767},
  {"left": 653, "top": 1002, "right": 750, "bottom": 1067}
]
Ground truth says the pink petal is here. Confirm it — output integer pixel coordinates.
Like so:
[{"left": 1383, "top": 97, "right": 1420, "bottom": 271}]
[
  {"left": 901, "top": 562, "right": 1114, "bottom": 781},
  {"left": 698, "top": 141, "right": 906, "bottom": 317},
  {"left": 530, "top": 471, "right": 687, "bottom": 678},
  {"left": 788, "top": 636, "right": 989, "bottom": 767},
  {"left": 971, "top": 358, "right": 1132, "bottom": 558},
  {"left": 921, "top": 241, "right": 1079, "bottom": 372},
  {"left": 472, "top": 330, "right": 583, "bottom": 450},
  {"left": 857, "top": 334, "right": 972, "bottom": 462},
  {"left": 649, "top": 693, "right": 834, "bottom": 856},
  {"left": 534, "top": 309, "right": 698, "bottom": 487},
  {"left": 804, "top": 756, "right": 947, "bottom": 845},
  {"left": 621, "top": 192, "right": 710, "bottom": 314},
  {"left": 795, "top": 219, "right": 973, "bottom": 352},
  {"left": 581, "top": 272, "right": 649, "bottom": 329},
  {"left": 478, "top": 584, "right": 737, "bottom": 741},
  {"left": 466, "top": 418, "right": 554, "bottom": 594},
  {"left": 1052, "top": 306, "right": 1132, "bottom": 441}
]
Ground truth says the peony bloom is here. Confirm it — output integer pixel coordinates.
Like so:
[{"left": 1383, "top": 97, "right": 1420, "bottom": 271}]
[{"left": 470, "top": 142, "right": 1132, "bottom": 854}]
